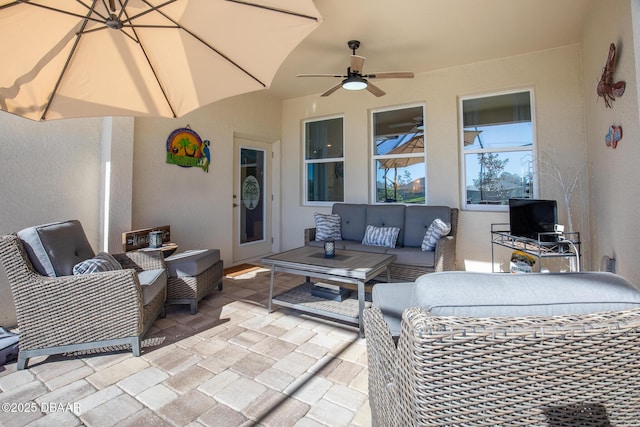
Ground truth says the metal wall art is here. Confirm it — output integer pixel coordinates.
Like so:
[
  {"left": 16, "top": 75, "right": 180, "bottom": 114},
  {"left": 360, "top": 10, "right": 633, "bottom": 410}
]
[{"left": 166, "top": 126, "right": 211, "bottom": 172}]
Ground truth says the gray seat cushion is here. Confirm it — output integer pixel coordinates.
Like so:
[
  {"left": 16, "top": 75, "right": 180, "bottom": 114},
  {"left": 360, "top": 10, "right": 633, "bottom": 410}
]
[
  {"left": 165, "top": 249, "right": 220, "bottom": 278},
  {"left": 138, "top": 269, "right": 167, "bottom": 305},
  {"left": 372, "top": 282, "right": 415, "bottom": 336},
  {"left": 412, "top": 271, "right": 640, "bottom": 317},
  {"left": 385, "top": 247, "right": 435, "bottom": 267},
  {"left": 18, "top": 220, "right": 95, "bottom": 277}
]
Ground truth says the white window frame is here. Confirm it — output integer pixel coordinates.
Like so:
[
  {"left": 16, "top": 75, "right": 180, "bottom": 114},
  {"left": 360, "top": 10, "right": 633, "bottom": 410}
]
[
  {"left": 370, "top": 102, "right": 427, "bottom": 205},
  {"left": 459, "top": 88, "right": 537, "bottom": 212},
  {"left": 303, "top": 114, "right": 345, "bottom": 207}
]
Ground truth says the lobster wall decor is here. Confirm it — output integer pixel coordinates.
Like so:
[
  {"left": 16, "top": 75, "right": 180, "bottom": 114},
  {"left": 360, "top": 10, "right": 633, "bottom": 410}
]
[{"left": 597, "top": 43, "right": 626, "bottom": 108}]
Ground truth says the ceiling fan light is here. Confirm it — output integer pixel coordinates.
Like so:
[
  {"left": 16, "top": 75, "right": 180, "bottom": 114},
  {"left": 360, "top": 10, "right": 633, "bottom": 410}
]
[{"left": 342, "top": 77, "right": 367, "bottom": 91}]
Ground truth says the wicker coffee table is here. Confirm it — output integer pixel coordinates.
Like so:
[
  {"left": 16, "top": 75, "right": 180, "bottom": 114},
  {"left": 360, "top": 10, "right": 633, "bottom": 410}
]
[{"left": 262, "top": 246, "right": 396, "bottom": 336}]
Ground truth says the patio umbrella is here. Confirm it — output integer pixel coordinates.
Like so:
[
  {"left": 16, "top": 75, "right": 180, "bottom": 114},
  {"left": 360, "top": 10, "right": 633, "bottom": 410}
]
[
  {"left": 0, "top": 0, "right": 322, "bottom": 121},
  {"left": 379, "top": 134, "right": 424, "bottom": 201}
]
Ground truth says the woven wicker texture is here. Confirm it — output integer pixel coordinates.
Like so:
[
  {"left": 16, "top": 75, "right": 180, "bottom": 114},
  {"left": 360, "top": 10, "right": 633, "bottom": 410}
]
[
  {"left": 364, "top": 305, "right": 640, "bottom": 426},
  {"left": 0, "top": 234, "right": 165, "bottom": 365},
  {"left": 305, "top": 209, "right": 458, "bottom": 281},
  {"left": 166, "top": 259, "right": 223, "bottom": 300}
]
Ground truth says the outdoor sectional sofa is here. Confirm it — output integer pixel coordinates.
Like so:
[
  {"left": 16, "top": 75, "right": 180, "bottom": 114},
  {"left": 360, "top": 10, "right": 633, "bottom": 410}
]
[
  {"left": 364, "top": 271, "right": 640, "bottom": 425},
  {"left": 304, "top": 203, "right": 458, "bottom": 281}
]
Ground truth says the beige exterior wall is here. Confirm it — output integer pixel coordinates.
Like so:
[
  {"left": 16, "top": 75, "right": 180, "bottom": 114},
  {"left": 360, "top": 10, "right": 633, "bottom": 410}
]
[
  {"left": 583, "top": 0, "right": 640, "bottom": 279},
  {"left": 282, "top": 44, "right": 588, "bottom": 273},
  {"left": 132, "top": 91, "right": 282, "bottom": 265}
]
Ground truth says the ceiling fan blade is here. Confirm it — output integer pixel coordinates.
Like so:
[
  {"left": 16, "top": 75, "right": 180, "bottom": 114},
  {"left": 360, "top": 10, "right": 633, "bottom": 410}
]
[
  {"left": 321, "top": 82, "right": 343, "bottom": 97},
  {"left": 366, "top": 82, "right": 386, "bottom": 97},
  {"left": 365, "top": 72, "right": 414, "bottom": 79},
  {"left": 297, "top": 73, "right": 345, "bottom": 78},
  {"left": 350, "top": 55, "right": 366, "bottom": 74}
]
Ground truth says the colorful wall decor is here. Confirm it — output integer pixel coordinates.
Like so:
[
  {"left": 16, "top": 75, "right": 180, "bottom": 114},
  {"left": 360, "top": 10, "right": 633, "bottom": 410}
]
[
  {"left": 605, "top": 125, "right": 622, "bottom": 149},
  {"left": 166, "top": 126, "right": 211, "bottom": 172}
]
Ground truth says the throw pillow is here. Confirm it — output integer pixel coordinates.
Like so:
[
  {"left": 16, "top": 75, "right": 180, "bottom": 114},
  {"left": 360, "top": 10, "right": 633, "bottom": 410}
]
[
  {"left": 314, "top": 212, "right": 342, "bottom": 241},
  {"left": 421, "top": 219, "right": 451, "bottom": 251},
  {"left": 362, "top": 225, "right": 400, "bottom": 248},
  {"left": 73, "top": 252, "right": 123, "bottom": 275}
]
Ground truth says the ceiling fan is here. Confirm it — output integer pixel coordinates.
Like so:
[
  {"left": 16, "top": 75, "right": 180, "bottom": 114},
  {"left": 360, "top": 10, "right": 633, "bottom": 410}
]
[{"left": 297, "top": 40, "right": 414, "bottom": 97}]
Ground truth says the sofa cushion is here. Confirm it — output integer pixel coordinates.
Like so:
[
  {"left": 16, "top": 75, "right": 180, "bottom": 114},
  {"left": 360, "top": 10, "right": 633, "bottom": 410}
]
[
  {"left": 332, "top": 204, "right": 367, "bottom": 242},
  {"left": 365, "top": 205, "right": 406, "bottom": 247},
  {"left": 73, "top": 252, "right": 122, "bottom": 275},
  {"left": 412, "top": 271, "right": 640, "bottom": 317},
  {"left": 138, "top": 269, "right": 167, "bottom": 305},
  {"left": 362, "top": 225, "right": 400, "bottom": 248},
  {"left": 421, "top": 219, "right": 451, "bottom": 251},
  {"left": 18, "top": 220, "right": 95, "bottom": 277},
  {"left": 341, "top": 241, "right": 387, "bottom": 254},
  {"left": 404, "top": 206, "right": 452, "bottom": 248},
  {"left": 385, "top": 247, "right": 435, "bottom": 267},
  {"left": 165, "top": 249, "right": 220, "bottom": 278},
  {"left": 314, "top": 212, "right": 342, "bottom": 241}
]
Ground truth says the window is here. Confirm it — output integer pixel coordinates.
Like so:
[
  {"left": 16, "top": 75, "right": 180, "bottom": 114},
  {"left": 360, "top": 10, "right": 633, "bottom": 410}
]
[
  {"left": 304, "top": 116, "right": 344, "bottom": 205},
  {"left": 372, "top": 104, "right": 426, "bottom": 204},
  {"left": 461, "top": 90, "right": 535, "bottom": 209}
]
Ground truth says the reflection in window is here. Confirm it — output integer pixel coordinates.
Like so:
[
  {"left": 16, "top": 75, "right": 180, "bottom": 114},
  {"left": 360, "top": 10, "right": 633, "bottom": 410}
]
[
  {"left": 372, "top": 105, "right": 426, "bottom": 204},
  {"left": 461, "top": 90, "right": 535, "bottom": 208},
  {"left": 304, "top": 116, "right": 344, "bottom": 204}
]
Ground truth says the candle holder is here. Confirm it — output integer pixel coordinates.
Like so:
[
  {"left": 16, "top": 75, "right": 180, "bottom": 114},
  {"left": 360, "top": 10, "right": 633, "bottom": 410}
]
[
  {"left": 148, "top": 231, "right": 163, "bottom": 248},
  {"left": 324, "top": 239, "right": 335, "bottom": 258}
]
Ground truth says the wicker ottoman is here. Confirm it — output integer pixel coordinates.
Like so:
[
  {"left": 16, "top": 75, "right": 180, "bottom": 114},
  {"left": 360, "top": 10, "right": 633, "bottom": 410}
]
[{"left": 165, "top": 249, "right": 223, "bottom": 314}]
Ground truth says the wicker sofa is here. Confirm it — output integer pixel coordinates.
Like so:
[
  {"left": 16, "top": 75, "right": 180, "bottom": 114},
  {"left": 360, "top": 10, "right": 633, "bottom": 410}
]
[
  {"left": 0, "top": 220, "right": 167, "bottom": 369},
  {"left": 304, "top": 204, "right": 458, "bottom": 281},
  {"left": 363, "top": 271, "right": 640, "bottom": 425}
]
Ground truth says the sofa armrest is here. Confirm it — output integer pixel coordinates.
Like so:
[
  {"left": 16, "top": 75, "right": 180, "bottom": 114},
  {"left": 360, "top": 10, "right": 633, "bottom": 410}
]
[
  {"left": 12, "top": 269, "right": 144, "bottom": 350},
  {"left": 433, "top": 235, "right": 456, "bottom": 272},
  {"left": 113, "top": 250, "right": 165, "bottom": 272},
  {"left": 363, "top": 306, "right": 402, "bottom": 427},
  {"left": 304, "top": 227, "right": 317, "bottom": 245}
]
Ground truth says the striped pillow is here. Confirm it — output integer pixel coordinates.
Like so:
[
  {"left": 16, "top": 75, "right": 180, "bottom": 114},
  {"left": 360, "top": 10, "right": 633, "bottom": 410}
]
[
  {"left": 314, "top": 212, "right": 342, "bottom": 241},
  {"left": 362, "top": 225, "right": 400, "bottom": 248},
  {"left": 73, "top": 252, "right": 123, "bottom": 275},
  {"left": 421, "top": 219, "right": 451, "bottom": 251}
]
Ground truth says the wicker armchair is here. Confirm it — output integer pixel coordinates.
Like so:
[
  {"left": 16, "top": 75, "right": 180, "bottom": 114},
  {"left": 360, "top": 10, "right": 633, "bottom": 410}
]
[
  {"left": 364, "top": 306, "right": 640, "bottom": 426},
  {"left": 0, "top": 233, "right": 166, "bottom": 370}
]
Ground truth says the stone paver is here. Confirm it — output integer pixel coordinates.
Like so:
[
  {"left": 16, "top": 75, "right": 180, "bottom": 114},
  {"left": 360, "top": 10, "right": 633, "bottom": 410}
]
[{"left": 0, "top": 271, "right": 371, "bottom": 426}]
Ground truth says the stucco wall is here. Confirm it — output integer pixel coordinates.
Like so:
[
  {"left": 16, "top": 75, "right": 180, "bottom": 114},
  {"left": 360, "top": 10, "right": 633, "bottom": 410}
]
[
  {"left": 0, "top": 114, "right": 106, "bottom": 327},
  {"left": 583, "top": 0, "right": 640, "bottom": 281},
  {"left": 281, "top": 44, "right": 588, "bottom": 273},
  {"left": 132, "top": 91, "right": 282, "bottom": 266}
]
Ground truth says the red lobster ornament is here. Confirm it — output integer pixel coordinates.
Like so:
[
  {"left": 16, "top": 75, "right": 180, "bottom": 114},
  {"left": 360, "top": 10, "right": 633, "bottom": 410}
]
[{"left": 597, "top": 43, "right": 626, "bottom": 108}]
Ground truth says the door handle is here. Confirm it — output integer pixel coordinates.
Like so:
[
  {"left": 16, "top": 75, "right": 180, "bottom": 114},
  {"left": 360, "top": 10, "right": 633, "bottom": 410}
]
[{"left": 233, "top": 203, "right": 239, "bottom": 208}]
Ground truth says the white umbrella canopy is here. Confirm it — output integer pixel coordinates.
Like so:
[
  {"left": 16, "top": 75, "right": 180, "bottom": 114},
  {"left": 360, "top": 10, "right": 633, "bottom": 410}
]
[{"left": 0, "top": 0, "right": 322, "bottom": 121}]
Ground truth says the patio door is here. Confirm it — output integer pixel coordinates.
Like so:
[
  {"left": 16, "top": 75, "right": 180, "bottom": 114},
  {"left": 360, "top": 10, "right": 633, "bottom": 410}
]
[{"left": 233, "top": 137, "right": 273, "bottom": 263}]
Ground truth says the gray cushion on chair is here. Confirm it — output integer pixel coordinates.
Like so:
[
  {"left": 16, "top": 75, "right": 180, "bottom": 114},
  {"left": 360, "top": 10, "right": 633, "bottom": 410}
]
[
  {"left": 372, "top": 282, "right": 415, "bottom": 336},
  {"left": 18, "top": 220, "right": 95, "bottom": 277},
  {"left": 412, "top": 271, "right": 640, "bottom": 317},
  {"left": 138, "top": 269, "right": 167, "bottom": 305},
  {"left": 332, "top": 204, "right": 367, "bottom": 242}
]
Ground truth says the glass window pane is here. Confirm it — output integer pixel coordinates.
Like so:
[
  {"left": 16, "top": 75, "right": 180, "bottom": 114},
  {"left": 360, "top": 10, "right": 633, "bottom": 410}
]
[
  {"left": 305, "top": 118, "right": 343, "bottom": 160},
  {"left": 463, "top": 122, "right": 533, "bottom": 150},
  {"left": 307, "top": 162, "right": 344, "bottom": 202},
  {"left": 375, "top": 161, "right": 425, "bottom": 204},
  {"left": 464, "top": 151, "right": 533, "bottom": 205},
  {"left": 373, "top": 106, "right": 423, "bottom": 156},
  {"left": 240, "top": 148, "right": 265, "bottom": 244}
]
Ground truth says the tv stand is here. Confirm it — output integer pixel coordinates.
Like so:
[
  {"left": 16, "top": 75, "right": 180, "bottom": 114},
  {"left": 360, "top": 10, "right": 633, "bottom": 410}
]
[{"left": 491, "top": 223, "right": 581, "bottom": 272}]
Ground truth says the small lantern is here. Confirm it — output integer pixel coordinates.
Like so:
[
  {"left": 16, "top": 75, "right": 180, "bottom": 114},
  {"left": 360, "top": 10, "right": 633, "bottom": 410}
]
[
  {"left": 148, "top": 231, "right": 163, "bottom": 248},
  {"left": 324, "top": 240, "right": 335, "bottom": 258}
]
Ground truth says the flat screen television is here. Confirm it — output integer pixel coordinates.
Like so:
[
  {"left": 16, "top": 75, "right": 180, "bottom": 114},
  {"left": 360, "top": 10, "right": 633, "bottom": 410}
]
[{"left": 508, "top": 198, "right": 558, "bottom": 242}]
